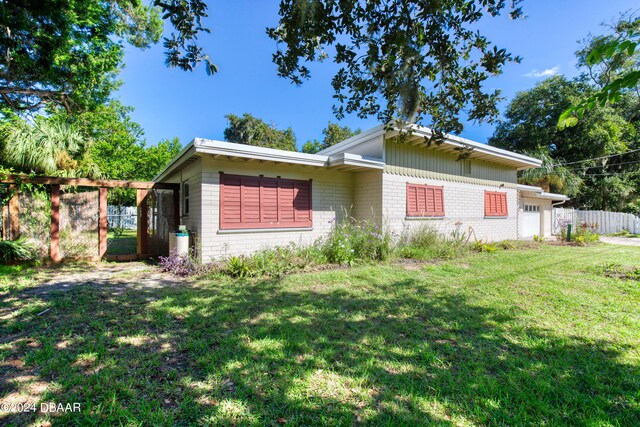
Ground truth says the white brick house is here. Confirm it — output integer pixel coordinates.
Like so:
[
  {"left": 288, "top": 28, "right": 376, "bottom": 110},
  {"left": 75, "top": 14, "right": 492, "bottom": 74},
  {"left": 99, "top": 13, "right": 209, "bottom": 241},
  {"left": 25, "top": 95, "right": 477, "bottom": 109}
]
[{"left": 155, "top": 124, "right": 567, "bottom": 261}]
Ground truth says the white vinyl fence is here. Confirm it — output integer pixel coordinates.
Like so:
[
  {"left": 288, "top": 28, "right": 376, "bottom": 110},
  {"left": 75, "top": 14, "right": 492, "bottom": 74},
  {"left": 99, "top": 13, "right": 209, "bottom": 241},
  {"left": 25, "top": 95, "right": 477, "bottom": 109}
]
[
  {"left": 552, "top": 208, "right": 640, "bottom": 234},
  {"left": 107, "top": 205, "right": 137, "bottom": 229}
]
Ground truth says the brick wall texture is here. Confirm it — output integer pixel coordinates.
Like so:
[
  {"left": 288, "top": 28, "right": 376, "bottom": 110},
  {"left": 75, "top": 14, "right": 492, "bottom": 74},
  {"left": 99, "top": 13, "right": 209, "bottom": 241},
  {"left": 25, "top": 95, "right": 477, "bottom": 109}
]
[{"left": 180, "top": 146, "right": 529, "bottom": 261}]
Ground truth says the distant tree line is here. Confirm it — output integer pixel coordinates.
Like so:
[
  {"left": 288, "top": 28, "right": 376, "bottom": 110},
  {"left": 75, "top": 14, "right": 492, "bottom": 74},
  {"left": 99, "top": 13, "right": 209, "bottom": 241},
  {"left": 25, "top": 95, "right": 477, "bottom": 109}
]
[
  {"left": 490, "top": 14, "right": 640, "bottom": 213},
  {"left": 223, "top": 113, "right": 360, "bottom": 155}
]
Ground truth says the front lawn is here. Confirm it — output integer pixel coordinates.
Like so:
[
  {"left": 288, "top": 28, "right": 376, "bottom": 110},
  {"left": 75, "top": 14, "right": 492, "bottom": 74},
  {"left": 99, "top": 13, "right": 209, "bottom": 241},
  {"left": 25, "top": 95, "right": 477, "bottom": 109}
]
[
  {"left": 107, "top": 229, "right": 137, "bottom": 255},
  {"left": 1, "top": 245, "right": 639, "bottom": 425}
]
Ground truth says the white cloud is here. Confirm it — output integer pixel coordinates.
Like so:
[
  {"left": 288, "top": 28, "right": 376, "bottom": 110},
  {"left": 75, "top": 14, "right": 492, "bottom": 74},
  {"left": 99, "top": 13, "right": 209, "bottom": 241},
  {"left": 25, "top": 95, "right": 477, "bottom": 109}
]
[{"left": 524, "top": 66, "right": 560, "bottom": 78}]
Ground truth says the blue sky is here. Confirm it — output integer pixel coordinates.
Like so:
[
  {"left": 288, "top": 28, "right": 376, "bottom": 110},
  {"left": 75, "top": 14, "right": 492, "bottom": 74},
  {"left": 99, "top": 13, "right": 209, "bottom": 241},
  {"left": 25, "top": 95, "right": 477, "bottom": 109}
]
[{"left": 117, "top": 0, "right": 639, "bottom": 149}]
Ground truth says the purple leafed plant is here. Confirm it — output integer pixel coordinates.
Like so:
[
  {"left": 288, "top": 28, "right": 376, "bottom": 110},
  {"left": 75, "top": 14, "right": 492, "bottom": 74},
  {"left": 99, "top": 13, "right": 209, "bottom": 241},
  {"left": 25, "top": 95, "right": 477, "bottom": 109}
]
[{"left": 159, "top": 250, "right": 201, "bottom": 277}]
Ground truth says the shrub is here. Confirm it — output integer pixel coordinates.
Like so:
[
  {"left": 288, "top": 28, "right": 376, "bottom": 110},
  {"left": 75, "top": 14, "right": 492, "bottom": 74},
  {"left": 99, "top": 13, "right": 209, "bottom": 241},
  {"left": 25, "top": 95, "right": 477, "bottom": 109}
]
[
  {"left": 560, "top": 222, "right": 599, "bottom": 245},
  {"left": 224, "top": 244, "right": 326, "bottom": 278},
  {"left": 0, "top": 237, "right": 37, "bottom": 264},
  {"left": 397, "top": 224, "right": 470, "bottom": 260},
  {"left": 321, "top": 218, "right": 392, "bottom": 265},
  {"left": 472, "top": 240, "right": 498, "bottom": 253},
  {"left": 159, "top": 249, "right": 208, "bottom": 277},
  {"left": 226, "top": 255, "right": 251, "bottom": 278},
  {"left": 499, "top": 240, "right": 515, "bottom": 250}
]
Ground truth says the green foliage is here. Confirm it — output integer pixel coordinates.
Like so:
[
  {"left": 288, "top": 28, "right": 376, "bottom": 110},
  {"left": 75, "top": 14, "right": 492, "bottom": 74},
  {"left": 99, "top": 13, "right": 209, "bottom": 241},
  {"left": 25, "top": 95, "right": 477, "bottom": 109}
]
[
  {"left": 225, "top": 244, "right": 325, "bottom": 278},
  {"left": 518, "top": 151, "right": 582, "bottom": 196},
  {"left": 472, "top": 241, "right": 498, "bottom": 253},
  {"left": 2, "top": 245, "right": 640, "bottom": 425},
  {"left": 224, "top": 113, "right": 296, "bottom": 151},
  {"left": 0, "top": 0, "right": 162, "bottom": 112},
  {"left": 63, "top": 102, "right": 181, "bottom": 204},
  {"left": 396, "top": 224, "right": 470, "bottom": 260},
  {"left": 302, "top": 123, "right": 361, "bottom": 154},
  {"left": 490, "top": 76, "right": 633, "bottom": 159},
  {"left": 321, "top": 219, "right": 392, "bottom": 265},
  {"left": 560, "top": 17, "right": 640, "bottom": 128},
  {"left": 490, "top": 75, "right": 639, "bottom": 211},
  {"left": 0, "top": 237, "right": 37, "bottom": 264},
  {"left": 591, "top": 263, "right": 640, "bottom": 281},
  {"left": 72, "top": 102, "right": 145, "bottom": 180},
  {"left": 301, "top": 140, "right": 323, "bottom": 154},
  {"left": 1, "top": 116, "right": 100, "bottom": 177},
  {"left": 0, "top": 101, "right": 181, "bottom": 205},
  {"left": 499, "top": 240, "right": 516, "bottom": 249},
  {"left": 609, "top": 230, "right": 640, "bottom": 238},
  {"left": 268, "top": 0, "right": 523, "bottom": 134},
  {"left": 155, "top": 0, "right": 217, "bottom": 75},
  {"left": 226, "top": 255, "right": 251, "bottom": 278},
  {"left": 560, "top": 222, "right": 600, "bottom": 245}
]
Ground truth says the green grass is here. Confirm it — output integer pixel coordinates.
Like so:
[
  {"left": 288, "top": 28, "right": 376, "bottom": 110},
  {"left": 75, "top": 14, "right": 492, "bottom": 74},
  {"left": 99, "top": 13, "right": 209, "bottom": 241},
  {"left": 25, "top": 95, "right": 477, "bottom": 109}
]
[
  {"left": 1, "top": 245, "right": 639, "bottom": 425},
  {"left": 609, "top": 230, "right": 640, "bottom": 238},
  {"left": 107, "top": 229, "right": 137, "bottom": 255}
]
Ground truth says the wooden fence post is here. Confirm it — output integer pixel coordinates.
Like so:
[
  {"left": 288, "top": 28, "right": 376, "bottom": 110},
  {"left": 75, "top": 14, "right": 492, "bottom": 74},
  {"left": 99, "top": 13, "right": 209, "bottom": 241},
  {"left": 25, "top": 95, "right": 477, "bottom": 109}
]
[
  {"left": 1, "top": 204, "right": 7, "bottom": 240},
  {"left": 99, "top": 187, "right": 108, "bottom": 259},
  {"left": 50, "top": 184, "right": 61, "bottom": 262},
  {"left": 137, "top": 189, "right": 148, "bottom": 257},
  {"left": 8, "top": 184, "right": 20, "bottom": 239}
]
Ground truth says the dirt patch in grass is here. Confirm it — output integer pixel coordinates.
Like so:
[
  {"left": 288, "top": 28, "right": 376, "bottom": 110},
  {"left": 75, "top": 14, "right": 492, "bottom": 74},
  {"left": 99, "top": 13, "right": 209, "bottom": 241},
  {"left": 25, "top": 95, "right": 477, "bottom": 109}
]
[
  {"left": 590, "top": 263, "right": 640, "bottom": 281},
  {"left": 26, "top": 262, "right": 190, "bottom": 296}
]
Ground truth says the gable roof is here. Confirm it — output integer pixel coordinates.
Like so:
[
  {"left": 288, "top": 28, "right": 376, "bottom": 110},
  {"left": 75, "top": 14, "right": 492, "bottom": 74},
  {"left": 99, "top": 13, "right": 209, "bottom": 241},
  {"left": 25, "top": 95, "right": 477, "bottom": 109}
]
[{"left": 318, "top": 124, "right": 542, "bottom": 170}]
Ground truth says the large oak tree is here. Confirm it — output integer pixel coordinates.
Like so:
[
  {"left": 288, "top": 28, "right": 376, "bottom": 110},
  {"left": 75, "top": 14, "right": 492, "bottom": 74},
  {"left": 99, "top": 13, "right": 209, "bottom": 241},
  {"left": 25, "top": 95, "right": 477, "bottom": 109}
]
[{"left": 2, "top": 0, "right": 523, "bottom": 135}]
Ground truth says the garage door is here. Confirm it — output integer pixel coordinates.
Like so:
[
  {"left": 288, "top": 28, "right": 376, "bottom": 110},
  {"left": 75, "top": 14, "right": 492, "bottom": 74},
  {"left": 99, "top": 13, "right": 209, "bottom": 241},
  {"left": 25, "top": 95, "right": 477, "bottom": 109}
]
[{"left": 523, "top": 204, "right": 541, "bottom": 237}]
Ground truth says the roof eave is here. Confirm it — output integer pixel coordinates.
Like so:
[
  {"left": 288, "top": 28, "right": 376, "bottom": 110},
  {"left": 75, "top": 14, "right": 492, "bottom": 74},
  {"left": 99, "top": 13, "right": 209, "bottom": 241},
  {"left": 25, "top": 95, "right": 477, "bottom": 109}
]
[
  {"left": 517, "top": 185, "right": 569, "bottom": 201},
  {"left": 316, "top": 124, "right": 386, "bottom": 156},
  {"left": 194, "top": 138, "right": 329, "bottom": 167},
  {"left": 328, "top": 153, "right": 385, "bottom": 170},
  {"left": 407, "top": 126, "right": 543, "bottom": 169}
]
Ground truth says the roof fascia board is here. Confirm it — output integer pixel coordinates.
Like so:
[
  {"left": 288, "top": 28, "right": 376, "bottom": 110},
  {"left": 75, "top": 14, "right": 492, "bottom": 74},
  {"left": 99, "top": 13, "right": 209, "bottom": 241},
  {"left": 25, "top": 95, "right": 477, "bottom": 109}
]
[
  {"left": 194, "top": 138, "right": 328, "bottom": 167},
  {"left": 316, "top": 124, "right": 386, "bottom": 156},
  {"left": 328, "top": 153, "right": 385, "bottom": 170},
  {"left": 407, "top": 125, "right": 542, "bottom": 168}
]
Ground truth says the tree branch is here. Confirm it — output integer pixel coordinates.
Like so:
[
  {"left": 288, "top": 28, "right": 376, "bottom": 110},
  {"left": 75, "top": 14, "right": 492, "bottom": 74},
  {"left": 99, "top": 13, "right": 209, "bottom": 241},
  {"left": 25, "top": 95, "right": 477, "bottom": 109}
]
[{"left": 0, "top": 86, "right": 71, "bottom": 112}]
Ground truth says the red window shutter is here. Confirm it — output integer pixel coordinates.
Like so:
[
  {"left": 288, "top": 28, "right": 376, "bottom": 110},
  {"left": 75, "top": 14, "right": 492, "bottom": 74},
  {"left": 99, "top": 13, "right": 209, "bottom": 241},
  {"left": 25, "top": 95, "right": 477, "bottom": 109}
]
[
  {"left": 407, "top": 184, "right": 418, "bottom": 216},
  {"left": 433, "top": 187, "right": 444, "bottom": 216},
  {"left": 485, "top": 191, "right": 508, "bottom": 216},
  {"left": 293, "top": 181, "right": 311, "bottom": 222},
  {"left": 406, "top": 183, "right": 445, "bottom": 217},
  {"left": 241, "top": 177, "right": 261, "bottom": 223},
  {"left": 278, "top": 180, "right": 295, "bottom": 223},
  {"left": 221, "top": 175, "right": 241, "bottom": 228},
  {"left": 500, "top": 192, "right": 508, "bottom": 215},
  {"left": 261, "top": 178, "right": 278, "bottom": 224},
  {"left": 220, "top": 173, "right": 312, "bottom": 230}
]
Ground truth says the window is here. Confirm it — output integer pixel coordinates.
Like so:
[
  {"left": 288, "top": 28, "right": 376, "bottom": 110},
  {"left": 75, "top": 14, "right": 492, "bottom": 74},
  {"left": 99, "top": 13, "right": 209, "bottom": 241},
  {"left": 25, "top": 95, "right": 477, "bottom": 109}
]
[
  {"left": 462, "top": 159, "right": 472, "bottom": 176},
  {"left": 182, "top": 181, "right": 190, "bottom": 215},
  {"left": 406, "top": 183, "right": 445, "bottom": 217},
  {"left": 484, "top": 191, "right": 508, "bottom": 217},
  {"left": 219, "top": 173, "right": 312, "bottom": 230},
  {"left": 523, "top": 204, "right": 540, "bottom": 212}
]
